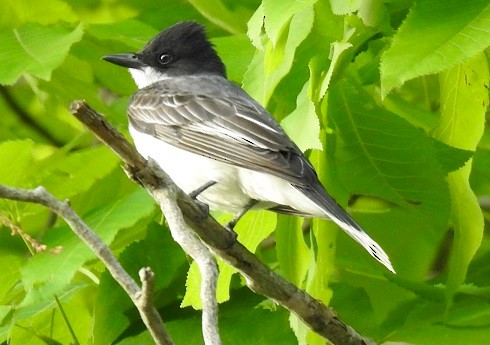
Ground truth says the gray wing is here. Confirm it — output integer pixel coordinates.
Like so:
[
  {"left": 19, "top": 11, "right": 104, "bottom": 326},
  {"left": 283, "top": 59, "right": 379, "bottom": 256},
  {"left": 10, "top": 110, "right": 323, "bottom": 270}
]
[{"left": 128, "top": 84, "right": 318, "bottom": 187}]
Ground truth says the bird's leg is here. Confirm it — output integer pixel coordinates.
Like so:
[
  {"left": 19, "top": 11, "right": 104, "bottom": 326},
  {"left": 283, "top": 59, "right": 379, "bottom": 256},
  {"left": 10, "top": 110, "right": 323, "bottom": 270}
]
[
  {"left": 225, "top": 199, "right": 259, "bottom": 231},
  {"left": 188, "top": 180, "right": 217, "bottom": 199},
  {"left": 188, "top": 181, "right": 217, "bottom": 218}
]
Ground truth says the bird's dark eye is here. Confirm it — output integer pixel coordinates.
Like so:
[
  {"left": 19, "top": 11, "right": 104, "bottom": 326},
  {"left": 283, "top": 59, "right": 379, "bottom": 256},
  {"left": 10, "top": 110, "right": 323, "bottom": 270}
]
[{"left": 158, "top": 53, "right": 172, "bottom": 65}]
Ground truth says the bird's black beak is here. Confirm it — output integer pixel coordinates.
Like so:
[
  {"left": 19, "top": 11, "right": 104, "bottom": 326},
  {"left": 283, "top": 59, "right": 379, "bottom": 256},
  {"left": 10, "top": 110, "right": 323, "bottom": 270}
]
[{"left": 102, "top": 53, "right": 144, "bottom": 69}]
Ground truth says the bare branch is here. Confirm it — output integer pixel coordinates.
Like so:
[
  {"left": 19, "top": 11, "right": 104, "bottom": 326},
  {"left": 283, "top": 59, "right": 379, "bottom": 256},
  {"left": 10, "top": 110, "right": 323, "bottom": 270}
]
[
  {"left": 139, "top": 267, "right": 155, "bottom": 310},
  {"left": 149, "top": 161, "right": 221, "bottom": 345},
  {"left": 69, "top": 100, "right": 375, "bottom": 345},
  {"left": 0, "top": 184, "right": 174, "bottom": 345}
]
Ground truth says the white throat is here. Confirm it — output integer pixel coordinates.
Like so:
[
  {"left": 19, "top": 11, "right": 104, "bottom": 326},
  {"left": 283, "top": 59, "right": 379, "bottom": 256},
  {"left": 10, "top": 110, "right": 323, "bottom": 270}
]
[{"left": 129, "top": 67, "right": 169, "bottom": 88}]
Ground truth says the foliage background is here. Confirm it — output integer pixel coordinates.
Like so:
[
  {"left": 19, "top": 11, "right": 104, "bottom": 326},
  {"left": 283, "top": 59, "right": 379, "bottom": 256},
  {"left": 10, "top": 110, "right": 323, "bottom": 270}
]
[{"left": 0, "top": 0, "right": 489, "bottom": 344}]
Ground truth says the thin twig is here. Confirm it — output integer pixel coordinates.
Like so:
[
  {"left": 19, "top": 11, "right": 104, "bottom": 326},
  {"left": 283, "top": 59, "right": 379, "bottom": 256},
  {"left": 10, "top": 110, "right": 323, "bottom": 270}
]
[
  {"left": 69, "top": 100, "right": 375, "bottom": 345},
  {"left": 0, "top": 184, "right": 174, "bottom": 345}
]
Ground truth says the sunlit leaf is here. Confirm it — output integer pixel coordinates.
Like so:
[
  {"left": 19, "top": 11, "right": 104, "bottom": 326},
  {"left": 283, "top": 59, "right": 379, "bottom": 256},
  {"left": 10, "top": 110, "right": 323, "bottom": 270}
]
[
  {"left": 243, "top": 5, "right": 314, "bottom": 105},
  {"left": 263, "top": 0, "right": 318, "bottom": 45},
  {"left": 432, "top": 52, "right": 488, "bottom": 299},
  {"left": 381, "top": 0, "right": 490, "bottom": 96},
  {"left": 281, "top": 79, "right": 322, "bottom": 151},
  {"left": 0, "top": 23, "right": 83, "bottom": 85}
]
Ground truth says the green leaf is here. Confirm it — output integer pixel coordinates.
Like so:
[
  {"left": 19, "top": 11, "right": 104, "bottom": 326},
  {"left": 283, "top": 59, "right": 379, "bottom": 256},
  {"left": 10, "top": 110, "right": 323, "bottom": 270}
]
[
  {"left": 188, "top": 0, "right": 249, "bottom": 34},
  {"left": 0, "top": 140, "right": 34, "bottom": 186},
  {"left": 0, "top": 255, "right": 24, "bottom": 303},
  {"left": 330, "top": 283, "right": 376, "bottom": 337},
  {"left": 243, "top": 5, "right": 314, "bottom": 105},
  {"left": 358, "top": 0, "right": 392, "bottom": 33},
  {"left": 381, "top": 92, "right": 439, "bottom": 132},
  {"left": 386, "top": 275, "right": 445, "bottom": 303},
  {"left": 275, "top": 215, "right": 309, "bottom": 287},
  {"left": 432, "top": 53, "right": 488, "bottom": 299},
  {"left": 313, "top": 41, "right": 352, "bottom": 102},
  {"left": 328, "top": 78, "right": 450, "bottom": 231},
  {"left": 181, "top": 263, "right": 202, "bottom": 309},
  {"left": 20, "top": 189, "right": 156, "bottom": 305},
  {"left": 430, "top": 139, "right": 473, "bottom": 174},
  {"left": 304, "top": 221, "right": 338, "bottom": 344},
  {"left": 86, "top": 20, "right": 157, "bottom": 49},
  {"left": 387, "top": 298, "right": 490, "bottom": 344},
  {"left": 298, "top": 147, "right": 338, "bottom": 344},
  {"left": 0, "top": 23, "right": 84, "bottom": 85},
  {"left": 247, "top": 3, "right": 265, "bottom": 49},
  {"left": 470, "top": 148, "right": 490, "bottom": 196},
  {"left": 38, "top": 146, "right": 120, "bottom": 199},
  {"left": 381, "top": 0, "right": 490, "bottom": 96},
  {"left": 0, "top": 0, "right": 77, "bottom": 28},
  {"left": 9, "top": 282, "right": 89, "bottom": 344},
  {"left": 432, "top": 53, "right": 488, "bottom": 151},
  {"left": 213, "top": 34, "right": 255, "bottom": 82},
  {"left": 281, "top": 79, "right": 322, "bottom": 151},
  {"left": 306, "top": 149, "right": 336, "bottom": 304},
  {"left": 263, "top": 0, "right": 318, "bottom": 45},
  {"left": 330, "top": 0, "right": 361, "bottom": 15}
]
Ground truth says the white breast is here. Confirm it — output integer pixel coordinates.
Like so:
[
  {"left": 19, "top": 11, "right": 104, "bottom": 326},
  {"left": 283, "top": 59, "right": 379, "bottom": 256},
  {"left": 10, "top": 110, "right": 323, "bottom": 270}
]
[
  {"left": 129, "top": 126, "right": 327, "bottom": 217},
  {"left": 129, "top": 127, "right": 252, "bottom": 213}
]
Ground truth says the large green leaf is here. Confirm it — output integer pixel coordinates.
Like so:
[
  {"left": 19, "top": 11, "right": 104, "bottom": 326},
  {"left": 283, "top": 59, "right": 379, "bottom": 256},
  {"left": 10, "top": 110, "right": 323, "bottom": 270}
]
[
  {"left": 0, "top": 23, "right": 83, "bottom": 85},
  {"left": 381, "top": 0, "right": 490, "bottom": 96},
  {"left": 432, "top": 53, "right": 488, "bottom": 299},
  {"left": 328, "top": 79, "right": 450, "bottom": 231}
]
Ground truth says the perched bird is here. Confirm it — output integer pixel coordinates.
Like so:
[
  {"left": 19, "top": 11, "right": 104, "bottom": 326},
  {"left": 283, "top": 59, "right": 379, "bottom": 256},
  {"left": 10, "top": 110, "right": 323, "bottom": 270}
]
[{"left": 103, "top": 21, "right": 395, "bottom": 273}]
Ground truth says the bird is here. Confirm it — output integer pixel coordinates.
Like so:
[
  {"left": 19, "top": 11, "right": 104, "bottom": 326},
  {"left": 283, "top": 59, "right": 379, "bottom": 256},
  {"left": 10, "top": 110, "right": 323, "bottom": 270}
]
[{"left": 102, "top": 21, "right": 395, "bottom": 273}]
